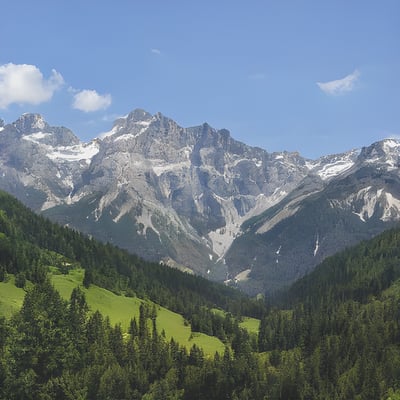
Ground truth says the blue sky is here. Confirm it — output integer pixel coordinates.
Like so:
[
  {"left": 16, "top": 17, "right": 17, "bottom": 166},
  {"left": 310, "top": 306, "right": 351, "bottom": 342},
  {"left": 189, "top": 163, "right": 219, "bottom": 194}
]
[{"left": 0, "top": 0, "right": 399, "bottom": 158}]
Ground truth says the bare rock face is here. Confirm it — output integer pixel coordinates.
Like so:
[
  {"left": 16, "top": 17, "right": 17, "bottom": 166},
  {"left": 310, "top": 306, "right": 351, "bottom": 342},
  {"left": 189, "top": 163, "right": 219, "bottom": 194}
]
[
  {"left": 64, "top": 110, "right": 310, "bottom": 278},
  {"left": 1, "top": 109, "right": 399, "bottom": 294},
  {"left": 227, "top": 140, "right": 400, "bottom": 294}
]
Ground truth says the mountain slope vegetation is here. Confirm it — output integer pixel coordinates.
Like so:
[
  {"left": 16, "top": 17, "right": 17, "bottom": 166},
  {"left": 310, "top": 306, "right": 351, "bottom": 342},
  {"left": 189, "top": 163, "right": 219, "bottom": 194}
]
[
  {"left": 0, "top": 189, "right": 263, "bottom": 320},
  {"left": 1, "top": 189, "right": 400, "bottom": 398},
  {"left": 257, "top": 225, "right": 400, "bottom": 399}
]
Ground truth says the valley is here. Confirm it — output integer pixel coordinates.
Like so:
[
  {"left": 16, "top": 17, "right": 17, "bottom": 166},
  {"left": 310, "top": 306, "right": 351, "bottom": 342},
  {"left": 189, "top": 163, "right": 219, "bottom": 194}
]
[
  {"left": 0, "top": 188, "right": 400, "bottom": 398},
  {"left": 2, "top": 2, "right": 399, "bottom": 398}
]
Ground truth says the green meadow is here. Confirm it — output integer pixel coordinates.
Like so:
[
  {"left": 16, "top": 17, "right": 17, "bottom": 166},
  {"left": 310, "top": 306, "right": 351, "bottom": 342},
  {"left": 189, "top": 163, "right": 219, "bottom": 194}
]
[
  {"left": 213, "top": 307, "right": 260, "bottom": 335},
  {"left": 0, "top": 276, "right": 26, "bottom": 318},
  {"left": 239, "top": 316, "right": 260, "bottom": 335},
  {"left": 52, "top": 269, "right": 225, "bottom": 354},
  {"left": 0, "top": 269, "right": 226, "bottom": 355}
]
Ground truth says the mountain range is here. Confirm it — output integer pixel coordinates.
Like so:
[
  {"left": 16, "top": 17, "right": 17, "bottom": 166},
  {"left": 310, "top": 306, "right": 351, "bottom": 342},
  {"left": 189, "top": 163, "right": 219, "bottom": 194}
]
[{"left": 1, "top": 110, "right": 399, "bottom": 294}]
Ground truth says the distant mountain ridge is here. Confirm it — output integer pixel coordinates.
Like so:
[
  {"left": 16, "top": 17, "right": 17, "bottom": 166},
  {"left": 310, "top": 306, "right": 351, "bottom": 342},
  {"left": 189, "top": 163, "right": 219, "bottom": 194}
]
[{"left": 0, "top": 110, "right": 399, "bottom": 293}]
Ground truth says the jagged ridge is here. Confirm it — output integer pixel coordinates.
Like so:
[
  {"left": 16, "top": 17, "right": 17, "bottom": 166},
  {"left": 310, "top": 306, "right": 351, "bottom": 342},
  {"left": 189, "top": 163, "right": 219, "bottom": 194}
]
[{"left": 0, "top": 110, "right": 399, "bottom": 293}]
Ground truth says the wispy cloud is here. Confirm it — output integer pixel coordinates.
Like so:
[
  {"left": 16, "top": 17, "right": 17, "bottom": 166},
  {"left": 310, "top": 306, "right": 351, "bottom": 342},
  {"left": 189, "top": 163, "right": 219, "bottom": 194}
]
[
  {"left": 151, "top": 48, "right": 161, "bottom": 55},
  {"left": 0, "top": 63, "right": 64, "bottom": 108},
  {"left": 72, "top": 89, "right": 112, "bottom": 112},
  {"left": 317, "top": 69, "right": 360, "bottom": 95}
]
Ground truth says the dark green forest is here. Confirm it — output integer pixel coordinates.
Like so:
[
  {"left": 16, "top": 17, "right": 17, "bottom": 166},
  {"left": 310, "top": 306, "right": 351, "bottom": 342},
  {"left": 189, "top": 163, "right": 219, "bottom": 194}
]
[{"left": 1, "top": 189, "right": 400, "bottom": 399}]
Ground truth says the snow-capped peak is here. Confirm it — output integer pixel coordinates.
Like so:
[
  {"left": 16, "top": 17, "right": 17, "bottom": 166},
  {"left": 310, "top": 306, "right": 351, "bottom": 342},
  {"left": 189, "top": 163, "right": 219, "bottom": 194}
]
[
  {"left": 359, "top": 139, "right": 400, "bottom": 171},
  {"left": 383, "top": 138, "right": 400, "bottom": 149}
]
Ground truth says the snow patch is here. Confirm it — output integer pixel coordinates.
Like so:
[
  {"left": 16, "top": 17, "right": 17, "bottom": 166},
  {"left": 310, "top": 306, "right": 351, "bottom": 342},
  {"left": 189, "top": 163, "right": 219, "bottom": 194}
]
[
  {"left": 306, "top": 150, "right": 359, "bottom": 180},
  {"left": 383, "top": 139, "right": 400, "bottom": 149},
  {"left": 98, "top": 125, "right": 122, "bottom": 139},
  {"left": 22, "top": 131, "right": 50, "bottom": 143},
  {"left": 47, "top": 141, "right": 99, "bottom": 165},
  {"left": 381, "top": 140, "right": 400, "bottom": 170},
  {"left": 106, "top": 120, "right": 152, "bottom": 142},
  {"left": 253, "top": 158, "right": 262, "bottom": 167},
  {"left": 318, "top": 160, "right": 354, "bottom": 180},
  {"left": 313, "top": 234, "right": 319, "bottom": 257}
]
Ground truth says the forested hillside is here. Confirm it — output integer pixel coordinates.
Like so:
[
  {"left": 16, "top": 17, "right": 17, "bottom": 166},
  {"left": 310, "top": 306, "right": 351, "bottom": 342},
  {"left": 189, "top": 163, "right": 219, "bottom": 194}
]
[
  {"left": 1, "top": 189, "right": 400, "bottom": 399},
  {"left": 258, "top": 227, "right": 400, "bottom": 399},
  {"left": 0, "top": 189, "right": 262, "bottom": 320}
]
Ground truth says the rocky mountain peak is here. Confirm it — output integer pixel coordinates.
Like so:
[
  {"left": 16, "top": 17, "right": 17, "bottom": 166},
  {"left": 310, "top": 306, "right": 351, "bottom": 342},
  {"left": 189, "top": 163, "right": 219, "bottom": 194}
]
[
  {"left": 360, "top": 138, "right": 399, "bottom": 157},
  {"left": 151, "top": 111, "right": 182, "bottom": 134},
  {"left": 0, "top": 118, "right": 4, "bottom": 128},
  {"left": 100, "top": 109, "right": 155, "bottom": 141},
  {"left": 2, "top": 109, "right": 400, "bottom": 294},
  {"left": 13, "top": 113, "right": 49, "bottom": 133},
  {"left": 358, "top": 139, "right": 400, "bottom": 170},
  {"left": 128, "top": 108, "right": 153, "bottom": 122},
  {"left": 4, "top": 113, "right": 79, "bottom": 148}
]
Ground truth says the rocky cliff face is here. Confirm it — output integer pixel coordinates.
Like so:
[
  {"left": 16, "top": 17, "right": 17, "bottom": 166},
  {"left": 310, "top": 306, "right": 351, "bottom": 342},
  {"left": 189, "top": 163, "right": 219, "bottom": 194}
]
[
  {"left": 49, "top": 109, "right": 310, "bottom": 278},
  {"left": 226, "top": 140, "right": 400, "bottom": 293},
  {"left": 1, "top": 110, "right": 399, "bottom": 294},
  {"left": 0, "top": 113, "right": 97, "bottom": 210}
]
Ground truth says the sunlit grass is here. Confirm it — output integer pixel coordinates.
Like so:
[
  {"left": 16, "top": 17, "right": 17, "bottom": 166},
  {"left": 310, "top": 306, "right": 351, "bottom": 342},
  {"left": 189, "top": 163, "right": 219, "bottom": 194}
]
[
  {"left": 51, "top": 268, "right": 224, "bottom": 355},
  {"left": 239, "top": 316, "right": 260, "bottom": 334},
  {"left": 0, "top": 276, "right": 26, "bottom": 318}
]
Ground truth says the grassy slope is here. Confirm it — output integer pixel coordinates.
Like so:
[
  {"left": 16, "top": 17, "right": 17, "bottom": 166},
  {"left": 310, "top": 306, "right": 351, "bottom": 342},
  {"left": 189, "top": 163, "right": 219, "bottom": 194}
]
[
  {"left": 0, "top": 269, "right": 225, "bottom": 355},
  {"left": 55, "top": 269, "right": 225, "bottom": 355},
  {"left": 0, "top": 276, "right": 26, "bottom": 318},
  {"left": 213, "top": 307, "right": 260, "bottom": 335},
  {"left": 239, "top": 316, "right": 260, "bottom": 335},
  {"left": 0, "top": 268, "right": 262, "bottom": 355}
]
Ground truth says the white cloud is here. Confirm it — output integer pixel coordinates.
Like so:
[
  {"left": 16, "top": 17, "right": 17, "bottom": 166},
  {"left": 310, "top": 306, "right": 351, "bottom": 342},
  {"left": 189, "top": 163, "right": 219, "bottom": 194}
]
[
  {"left": 151, "top": 48, "right": 161, "bottom": 55},
  {"left": 72, "top": 89, "right": 112, "bottom": 112},
  {"left": 0, "top": 63, "right": 64, "bottom": 108},
  {"left": 317, "top": 70, "right": 360, "bottom": 95}
]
